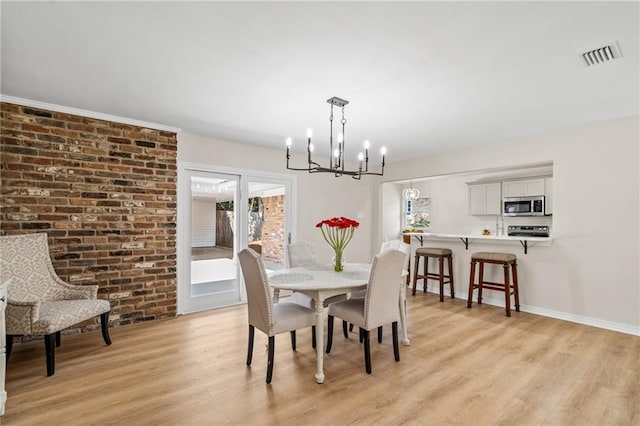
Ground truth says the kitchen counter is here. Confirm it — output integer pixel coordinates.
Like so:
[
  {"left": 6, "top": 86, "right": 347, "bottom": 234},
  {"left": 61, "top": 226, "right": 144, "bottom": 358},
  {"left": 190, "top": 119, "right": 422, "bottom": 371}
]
[{"left": 403, "top": 232, "right": 552, "bottom": 254}]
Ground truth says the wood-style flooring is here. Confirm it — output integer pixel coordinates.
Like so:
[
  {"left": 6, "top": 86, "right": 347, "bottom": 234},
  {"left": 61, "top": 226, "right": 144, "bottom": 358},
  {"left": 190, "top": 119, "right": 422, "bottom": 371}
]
[{"left": 3, "top": 290, "right": 639, "bottom": 425}]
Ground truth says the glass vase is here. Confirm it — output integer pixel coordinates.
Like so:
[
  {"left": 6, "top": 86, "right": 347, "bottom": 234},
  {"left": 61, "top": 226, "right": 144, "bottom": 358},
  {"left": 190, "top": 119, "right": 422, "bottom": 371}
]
[{"left": 332, "top": 249, "right": 344, "bottom": 272}]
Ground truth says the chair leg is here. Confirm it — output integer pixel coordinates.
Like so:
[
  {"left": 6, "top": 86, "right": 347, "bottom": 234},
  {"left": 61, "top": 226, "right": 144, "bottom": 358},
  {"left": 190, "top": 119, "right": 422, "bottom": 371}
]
[
  {"left": 6, "top": 335, "right": 14, "bottom": 363},
  {"left": 326, "top": 315, "right": 334, "bottom": 353},
  {"left": 266, "top": 336, "right": 275, "bottom": 384},
  {"left": 44, "top": 333, "right": 56, "bottom": 376},
  {"left": 349, "top": 323, "right": 354, "bottom": 332},
  {"left": 512, "top": 262, "right": 520, "bottom": 312},
  {"left": 448, "top": 254, "right": 455, "bottom": 299},
  {"left": 438, "top": 256, "right": 445, "bottom": 302},
  {"left": 477, "top": 261, "right": 485, "bottom": 304},
  {"left": 100, "top": 312, "right": 112, "bottom": 345},
  {"left": 503, "top": 263, "right": 511, "bottom": 317},
  {"left": 392, "top": 321, "right": 400, "bottom": 362},
  {"left": 412, "top": 254, "right": 419, "bottom": 296},
  {"left": 467, "top": 259, "right": 476, "bottom": 308},
  {"left": 342, "top": 320, "right": 349, "bottom": 339},
  {"left": 362, "top": 329, "right": 372, "bottom": 374},
  {"left": 423, "top": 255, "right": 429, "bottom": 293},
  {"left": 312, "top": 325, "right": 317, "bottom": 349},
  {"left": 246, "top": 325, "right": 255, "bottom": 366},
  {"left": 290, "top": 330, "right": 297, "bottom": 351},
  {"left": 377, "top": 326, "right": 383, "bottom": 344},
  {"left": 55, "top": 331, "right": 61, "bottom": 347}
]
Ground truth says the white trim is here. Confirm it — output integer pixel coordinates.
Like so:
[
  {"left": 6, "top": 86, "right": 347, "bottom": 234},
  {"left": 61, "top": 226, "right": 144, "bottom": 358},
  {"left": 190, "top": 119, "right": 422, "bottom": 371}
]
[
  {"left": 0, "top": 94, "right": 182, "bottom": 134},
  {"left": 424, "top": 287, "right": 640, "bottom": 336}
]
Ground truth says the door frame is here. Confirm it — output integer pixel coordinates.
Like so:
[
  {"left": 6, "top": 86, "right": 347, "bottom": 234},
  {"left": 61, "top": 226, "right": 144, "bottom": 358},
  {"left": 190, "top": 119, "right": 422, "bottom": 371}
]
[{"left": 177, "top": 161, "right": 297, "bottom": 314}]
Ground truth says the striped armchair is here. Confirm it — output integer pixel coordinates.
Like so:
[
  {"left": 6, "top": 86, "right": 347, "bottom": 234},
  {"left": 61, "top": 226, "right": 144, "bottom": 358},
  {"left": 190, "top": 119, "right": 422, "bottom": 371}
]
[{"left": 0, "top": 233, "right": 112, "bottom": 376}]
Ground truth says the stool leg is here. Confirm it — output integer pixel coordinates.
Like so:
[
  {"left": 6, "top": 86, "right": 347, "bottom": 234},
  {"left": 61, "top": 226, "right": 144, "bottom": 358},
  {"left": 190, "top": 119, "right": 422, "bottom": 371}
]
[
  {"left": 423, "top": 255, "right": 428, "bottom": 293},
  {"left": 467, "top": 259, "right": 476, "bottom": 308},
  {"left": 503, "top": 263, "right": 511, "bottom": 317},
  {"left": 448, "top": 254, "right": 455, "bottom": 299},
  {"left": 438, "top": 256, "right": 444, "bottom": 302},
  {"left": 512, "top": 262, "right": 520, "bottom": 312},
  {"left": 477, "top": 261, "right": 484, "bottom": 304},
  {"left": 412, "top": 254, "right": 419, "bottom": 296}
]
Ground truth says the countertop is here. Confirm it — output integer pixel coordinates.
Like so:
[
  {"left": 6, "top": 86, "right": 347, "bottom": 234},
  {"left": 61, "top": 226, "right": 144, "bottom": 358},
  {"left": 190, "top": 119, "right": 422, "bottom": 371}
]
[{"left": 403, "top": 231, "right": 552, "bottom": 242}]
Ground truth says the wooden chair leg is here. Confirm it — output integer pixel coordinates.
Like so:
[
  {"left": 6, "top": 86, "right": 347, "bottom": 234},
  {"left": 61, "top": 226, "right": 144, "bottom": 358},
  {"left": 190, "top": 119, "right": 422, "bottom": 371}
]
[
  {"left": 349, "top": 323, "right": 354, "bottom": 333},
  {"left": 423, "top": 255, "right": 429, "bottom": 293},
  {"left": 438, "top": 256, "right": 445, "bottom": 302},
  {"left": 362, "top": 329, "right": 372, "bottom": 374},
  {"left": 503, "top": 263, "right": 511, "bottom": 317},
  {"left": 44, "top": 333, "right": 56, "bottom": 376},
  {"left": 246, "top": 325, "right": 255, "bottom": 366},
  {"left": 392, "top": 321, "right": 400, "bottom": 362},
  {"left": 266, "top": 336, "right": 275, "bottom": 384},
  {"left": 448, "top": 255, "right": 455, "bottom": 298},
  {"left": 477, "top": 261, "right": 485, "bottom": 304},
  {"left": 100, "top": 312, "right": 112, "bottom": 345},
  {"left": 412, "top": 254, "right": 419, "bottom": 296},
  {"left": 55, "top": 331, "right": 61, "bottom": 347},
  {"left": 290, "top": 330, "right": 297, "bottom": 351},
  {"left": 512, "top": 263, "right": 520, "bottom": 311},
  {"left": 377, "top": 326, "right": 383, "bottom": 343},
  {"left": 342, "top": 320, "right": 349, "bottom": 339},
  {"left": 467, "top": 259, "right": 476, "bottom": 308},
  {"left": 326, "top": 315, "right": 334, "bottom": 353}
]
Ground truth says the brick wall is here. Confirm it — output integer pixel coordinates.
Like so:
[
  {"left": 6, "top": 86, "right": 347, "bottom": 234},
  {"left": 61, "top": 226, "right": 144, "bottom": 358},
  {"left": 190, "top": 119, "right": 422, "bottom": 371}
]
[
  {"left": 261, "top": 195, "right": 285, "bottom": 263},
  {"left": 0, "top": 102, "right": 177, "bottom": 331}
]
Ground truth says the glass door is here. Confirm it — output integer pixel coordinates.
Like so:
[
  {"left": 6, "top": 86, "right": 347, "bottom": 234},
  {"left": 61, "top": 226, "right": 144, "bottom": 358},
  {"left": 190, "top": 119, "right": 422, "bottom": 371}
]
[{"left": 181, "top": 170, "right": 242, "bottom": 313}]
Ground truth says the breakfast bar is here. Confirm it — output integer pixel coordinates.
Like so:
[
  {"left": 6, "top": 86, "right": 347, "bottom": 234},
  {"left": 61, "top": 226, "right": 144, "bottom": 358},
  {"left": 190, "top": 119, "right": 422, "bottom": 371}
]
[{"left": 403, "top": 231, "right": 552, "bottom": 254}]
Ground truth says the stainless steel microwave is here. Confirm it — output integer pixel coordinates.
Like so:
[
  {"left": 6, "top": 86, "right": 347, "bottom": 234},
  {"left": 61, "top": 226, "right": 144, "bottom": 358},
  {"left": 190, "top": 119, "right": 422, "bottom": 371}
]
[{"left": 503, "top": 196, "right": 545, "bottom": 216}]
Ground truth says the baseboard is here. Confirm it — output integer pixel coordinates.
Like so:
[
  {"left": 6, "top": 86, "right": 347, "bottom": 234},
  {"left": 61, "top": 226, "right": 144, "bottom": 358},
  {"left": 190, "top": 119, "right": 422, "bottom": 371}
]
[{"left": 420, "top": 286, "right": 640, "bottom": 336}]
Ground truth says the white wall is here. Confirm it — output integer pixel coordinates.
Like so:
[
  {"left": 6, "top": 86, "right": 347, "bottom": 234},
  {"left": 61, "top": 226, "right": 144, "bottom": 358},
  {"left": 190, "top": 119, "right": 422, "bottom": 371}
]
[
  {"left": 382, "top": 116, "right": 640, "bottom": 332},
  {"left": 178, "top": 133, "right": 379, "bottom": 263}
]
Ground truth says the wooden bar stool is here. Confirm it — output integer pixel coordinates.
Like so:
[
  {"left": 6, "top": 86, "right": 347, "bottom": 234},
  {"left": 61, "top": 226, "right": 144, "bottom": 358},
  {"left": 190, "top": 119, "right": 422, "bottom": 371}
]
[
  {"left": 412, "top": 247, "right": 455, "bottom": 302},
  {"left": 467, "top": 252, "right": 520, "bottom": 317}
]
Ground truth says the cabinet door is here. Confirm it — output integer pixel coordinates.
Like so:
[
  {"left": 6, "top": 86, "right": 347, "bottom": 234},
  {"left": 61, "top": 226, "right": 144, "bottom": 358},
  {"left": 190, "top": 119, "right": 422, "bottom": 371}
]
[
  {"left": 485, "top": 183, "right": 502, "bottom": 215},
  {"left": 468, "top": 185, "right": 486, "bottom": 215},
  {"left": 502, "top": 181, "right": 524, "bottom": 197},
  {"left": 524, "top": 179, "right": 545, "bottom": 196}
]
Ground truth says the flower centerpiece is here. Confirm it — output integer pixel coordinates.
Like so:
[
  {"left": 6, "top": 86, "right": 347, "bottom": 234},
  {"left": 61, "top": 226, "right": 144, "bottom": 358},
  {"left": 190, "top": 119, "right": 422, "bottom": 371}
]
[{"left": 316, "top": 216, "right": 360, "bottom": 272}]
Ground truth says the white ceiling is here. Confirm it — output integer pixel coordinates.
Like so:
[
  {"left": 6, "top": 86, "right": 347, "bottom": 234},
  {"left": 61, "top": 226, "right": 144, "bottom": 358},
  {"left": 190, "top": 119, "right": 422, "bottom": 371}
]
[{"left": 2, "top": 1, "right": 638, "bottom": 162}]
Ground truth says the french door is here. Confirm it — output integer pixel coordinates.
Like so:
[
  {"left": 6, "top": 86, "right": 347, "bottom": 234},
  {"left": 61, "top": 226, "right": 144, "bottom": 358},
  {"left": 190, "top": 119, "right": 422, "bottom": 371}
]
[{"left": 177, "top": 163, "right": 294, "bottom": 314}]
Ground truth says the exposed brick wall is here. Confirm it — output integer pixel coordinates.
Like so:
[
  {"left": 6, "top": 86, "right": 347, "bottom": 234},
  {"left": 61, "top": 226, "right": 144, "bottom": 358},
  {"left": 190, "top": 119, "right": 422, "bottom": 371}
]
[
  {"left": 261, "top": 195, "right": 285, "bottom": 263},
  {"left": 0, "top": 102, "right": 177, "bottom": 331}
]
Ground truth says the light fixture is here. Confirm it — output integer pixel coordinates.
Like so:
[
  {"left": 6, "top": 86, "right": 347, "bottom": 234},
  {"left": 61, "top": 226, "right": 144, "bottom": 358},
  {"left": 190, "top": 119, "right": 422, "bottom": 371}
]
[
  {"left": 402, "top": 181, "right": 420, "bottom": 201},
  {"left": 285, "top": 96, "right": 385, "bottom": 180}
]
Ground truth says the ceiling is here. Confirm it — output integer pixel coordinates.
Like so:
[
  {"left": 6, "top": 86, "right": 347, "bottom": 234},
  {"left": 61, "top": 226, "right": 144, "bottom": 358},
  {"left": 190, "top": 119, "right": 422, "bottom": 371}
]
[{"left": 2, "top": 2, "right": 638, "bottom": 162}]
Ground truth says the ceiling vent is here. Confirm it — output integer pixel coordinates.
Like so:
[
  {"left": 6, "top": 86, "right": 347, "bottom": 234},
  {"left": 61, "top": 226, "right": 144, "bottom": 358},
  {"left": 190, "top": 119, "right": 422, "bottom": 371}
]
[{"left": 582, "top": 42, "right": 622, "bottom": 66}]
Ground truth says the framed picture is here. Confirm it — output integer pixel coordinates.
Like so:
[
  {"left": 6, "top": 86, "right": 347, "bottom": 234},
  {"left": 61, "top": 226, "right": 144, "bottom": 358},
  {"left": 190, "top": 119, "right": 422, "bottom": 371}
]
[{"left": 404, "top": 197, "right": 430, "bottom": 228}]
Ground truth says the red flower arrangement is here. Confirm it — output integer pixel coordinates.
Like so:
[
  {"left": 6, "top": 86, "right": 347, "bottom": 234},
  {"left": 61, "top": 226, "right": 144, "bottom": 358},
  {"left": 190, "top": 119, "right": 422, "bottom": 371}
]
[{"left": 316, "top": 217, "right": 360, "bottom": 272}]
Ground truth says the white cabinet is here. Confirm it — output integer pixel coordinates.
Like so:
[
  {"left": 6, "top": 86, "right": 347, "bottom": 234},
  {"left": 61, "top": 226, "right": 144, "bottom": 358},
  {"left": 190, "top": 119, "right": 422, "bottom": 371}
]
[
  {"left": 468, "top": 183, "right": 501, "bottom": 215},
  {"left": 502, "top": 178, "right": 546, "bottom": 197},
  {"left": 545, "top": 177, "right": 553, "bottom": 215}
]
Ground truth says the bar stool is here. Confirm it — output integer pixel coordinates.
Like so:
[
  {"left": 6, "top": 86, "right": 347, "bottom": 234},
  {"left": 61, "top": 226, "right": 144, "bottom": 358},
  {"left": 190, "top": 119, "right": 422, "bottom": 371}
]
[
  {"left": 467, "top": 252, "right": 519, "bottom": 317},
  {"left": 412, "top": 247, "right": 455, "bottom": 302}
]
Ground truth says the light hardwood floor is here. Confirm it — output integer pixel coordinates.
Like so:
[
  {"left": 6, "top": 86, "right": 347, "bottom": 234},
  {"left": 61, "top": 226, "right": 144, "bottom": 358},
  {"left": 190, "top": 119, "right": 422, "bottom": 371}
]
[{"left": 4, "top": 290, "right": 639, "bottom": 425}]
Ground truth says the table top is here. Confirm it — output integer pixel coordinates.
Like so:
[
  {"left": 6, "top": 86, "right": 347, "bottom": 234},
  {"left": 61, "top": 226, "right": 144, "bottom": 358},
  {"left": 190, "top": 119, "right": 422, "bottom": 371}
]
[{"left": 269, "top": 263, "right": 371, "bottom": 291}]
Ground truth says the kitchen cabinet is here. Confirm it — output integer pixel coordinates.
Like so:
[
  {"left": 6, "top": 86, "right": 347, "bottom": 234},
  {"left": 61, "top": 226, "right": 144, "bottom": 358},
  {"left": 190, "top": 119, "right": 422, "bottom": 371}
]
[
  {"left": 502, "top": 178, "right": 546, "bottom": 197},
  {"left": 545, "top": 177, "right": 553, "bottom": 215},
  {"left": 468, "top": 182, "right": 501, "bottom": 215}
]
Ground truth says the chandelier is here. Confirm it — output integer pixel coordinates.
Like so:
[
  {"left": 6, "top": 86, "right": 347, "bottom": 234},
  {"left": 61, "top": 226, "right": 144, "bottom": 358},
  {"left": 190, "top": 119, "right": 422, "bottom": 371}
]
[
  {"left": 285, "top": 96, "right": 386, "bottom": 180},
  {"left": 403, "top": 181, "right": 420, "bottom": 201}
]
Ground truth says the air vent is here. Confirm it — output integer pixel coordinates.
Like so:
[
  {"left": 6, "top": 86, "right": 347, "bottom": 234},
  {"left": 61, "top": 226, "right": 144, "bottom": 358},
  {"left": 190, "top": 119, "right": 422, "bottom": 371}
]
[{"left": 582, "top": 42, "right": 622, "bottom": 66}]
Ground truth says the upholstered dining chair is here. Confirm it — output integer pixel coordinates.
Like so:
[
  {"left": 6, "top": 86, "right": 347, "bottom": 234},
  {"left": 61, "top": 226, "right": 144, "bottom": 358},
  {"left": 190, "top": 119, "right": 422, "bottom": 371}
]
[
  {"left": 347, "top": 239, "right": 410, "bottom": 341},
  {"left": 0, "top": 233, "right": 112, "bottom": 376},
  {"left": 287, "top": 241, "right": 347, "bottom": 310},
  {"left": 326, "top": 249, "right": 405, "bottom": 374},
  {"left": 238, "top": 248, "right": 316, "bottom": 384}
]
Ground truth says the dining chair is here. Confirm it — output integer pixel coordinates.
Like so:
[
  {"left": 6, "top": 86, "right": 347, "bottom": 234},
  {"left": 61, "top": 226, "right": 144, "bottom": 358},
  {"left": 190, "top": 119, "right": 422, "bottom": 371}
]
[
  {"left": 348, "top": 239, "right": 410, "bottom": 341},
  {"left": 287, "top": 241, "right": 347, "bottom": 310},
  {"left": 238, "top": 248, "right": 316, "bottom": 384},
  {"left": 326, "top": 249, "right": 406, "bottom": 374}
]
